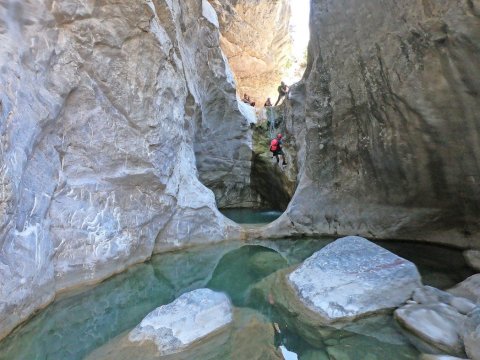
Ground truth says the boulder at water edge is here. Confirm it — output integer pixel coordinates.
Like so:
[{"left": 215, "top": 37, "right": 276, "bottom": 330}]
[
  {"left": 127, "top": 289, "right": 232, "bottom": 355},
  {"left": 86, "top": 307, "right": 281, "bottom": 360},
  {"left": 394, "top": 285, "right": 479, "bottom": 358},
  {"left": 463, "top": 308, "right": 480, "bottom": 360},
  {"left": 449, "top": 274, "right": 480, "bottom": 304},
  {"left": 288, "top": 236, "right": 422, "bottom": 324},
  {"left": 394, "top": 303, "right": 467, "bottom": 357}
]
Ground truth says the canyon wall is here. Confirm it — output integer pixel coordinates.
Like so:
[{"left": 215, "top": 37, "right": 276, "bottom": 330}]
[
  {"left": 0, "top": 0, "right": 247, "bottom": 340},
  {"left": 209, "top": 0, "right": 292, "bottom": 103},
  {"left": 266, "top": 0, "right": 480, "bottom": 247}
]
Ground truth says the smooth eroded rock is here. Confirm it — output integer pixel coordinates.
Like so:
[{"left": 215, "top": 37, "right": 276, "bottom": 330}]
[
  {"left": 464, "top": 250, "right": 480, "bottom": 272},
  {"left": 394, "top": 303, "right": 466, "bottom": 357},
  {"left": 127, "top": 289, "right": 232, "bottom": 355},
  {"left": 449, "top": 274, "right": 480, "bottom": 304},
  {"left": 288, "top": 236, "right": 422, "bottom": 323},
  {"left": 463, "top": 308, "right": 480, "bottom": 360},
  {"left": 413, "top": 286, "right": 476, "bottom": 315},
  {"left": 86, "top": 307, "right": 281, "bottom": 360},
  {"left": 419, "top": 355, "right": 469, "bottom": 360}
]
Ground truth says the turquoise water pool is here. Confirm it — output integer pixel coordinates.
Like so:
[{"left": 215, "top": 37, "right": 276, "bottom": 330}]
[
  {"left": 0, "top": 238, "right": 473, "bottom": 359},
  {"left": 220, "top": 208, "right": 283, "bottom": 224}
]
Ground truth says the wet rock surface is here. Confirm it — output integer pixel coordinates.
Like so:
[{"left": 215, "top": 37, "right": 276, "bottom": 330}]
[{"left": 288, "top": 236, "right": 421, "bottom": 323}]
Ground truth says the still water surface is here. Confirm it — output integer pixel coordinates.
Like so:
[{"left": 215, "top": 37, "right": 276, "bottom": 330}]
[{"left": 0, "top": 236, "right": 473, "bottom": 359}]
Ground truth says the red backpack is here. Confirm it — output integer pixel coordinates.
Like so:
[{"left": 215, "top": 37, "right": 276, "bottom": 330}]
[{"left": 270, "top": 138, "right": 279, "bottom": 152}]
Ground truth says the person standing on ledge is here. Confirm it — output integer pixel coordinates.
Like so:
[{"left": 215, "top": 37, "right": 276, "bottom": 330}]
[
  {"left": 264, "top": 97, "right": 272, "bottom": 107},
  {"left": 274, "top": 81, "right": 289, "bottom": 106}
]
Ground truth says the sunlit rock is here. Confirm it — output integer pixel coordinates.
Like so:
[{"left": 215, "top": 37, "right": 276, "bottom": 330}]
[
  {"left": 248, "top": 237, "right": 420, "bottom": 347},
  {"left": 209, "top": 0, "right": 293, "bottom": 102},
  {"left": 128, "top": 289, "right": 233, "bottom": 355},
  {"left": 288, "top": 236, "right": 421, "bottom": 323},
  {"left": 85, "top": 307, "right": 281, "bottom": 360}
]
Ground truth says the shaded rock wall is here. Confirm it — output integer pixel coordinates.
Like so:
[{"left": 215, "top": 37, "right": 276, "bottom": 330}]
[
  {"left": 265, "top": 0, "right": 480, "bottom": 247},
  {"left": 0, "top": 0, "right": 246, "bottom": 340},
  {"left": 209, "top": 0, "right": 292, "bottom": 103},
  {"left": 180, "top": 0, "right": 256, "bottom": 209}
]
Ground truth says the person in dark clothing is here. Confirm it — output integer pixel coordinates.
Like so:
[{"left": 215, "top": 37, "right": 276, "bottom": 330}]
[
  {"left": 274, "top": 81, "right": 289, "bottom": 106},
  {"left": 264, "top": 98, "right": 272, "bottom": 107},
  {"left": 269, "top": 133, "right": 287, "bottom": 166}
]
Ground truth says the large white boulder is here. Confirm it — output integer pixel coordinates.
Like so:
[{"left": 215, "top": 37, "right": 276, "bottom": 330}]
[
  {"left": 288, "top": 236, "right": 422, "bottom": 323},
  {"left": 128, "top": 289, "right": 233, "bottom": 355}
]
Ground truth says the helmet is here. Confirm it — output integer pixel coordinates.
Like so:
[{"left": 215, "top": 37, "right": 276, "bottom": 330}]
[{"left": 277, "top": 133, "right": 282, "bottom": 139}]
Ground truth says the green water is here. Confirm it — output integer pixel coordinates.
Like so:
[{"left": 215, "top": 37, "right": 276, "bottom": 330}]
[
  {"left": 220, "top": 208, "right": 283, "bottom": 224},
  {"left": 0, "top": 238, "right": 473, "bottom": 360}
]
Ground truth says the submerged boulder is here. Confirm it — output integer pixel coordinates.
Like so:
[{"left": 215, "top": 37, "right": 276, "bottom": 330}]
[
  {"left": 128, "top": 289, "right": 232, "bottom": 355},
  {"left": 288, "top": 236, "right": 422, "bottom": 324}
]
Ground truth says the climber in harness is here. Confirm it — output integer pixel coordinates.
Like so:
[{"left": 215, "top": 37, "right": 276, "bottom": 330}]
[{"left": 270, "top": 133, "right": 287, "bottom": 166}]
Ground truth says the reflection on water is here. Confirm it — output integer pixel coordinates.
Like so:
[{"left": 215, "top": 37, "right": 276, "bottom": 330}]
[
  {"left": 0, "top": 238, "right": 473, "bottom": 360},
  {"left": 220, "top": 208, "right": 283, "bottom": 224}
]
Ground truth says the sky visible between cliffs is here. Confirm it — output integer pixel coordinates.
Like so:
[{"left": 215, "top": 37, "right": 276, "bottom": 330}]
[{"left": 286, "top": 0, "right": 310, "bottom": 84}]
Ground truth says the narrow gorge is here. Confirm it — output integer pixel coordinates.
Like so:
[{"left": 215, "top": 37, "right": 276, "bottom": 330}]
[{"left": 0, "top": 0, "right": 479, "bottom": 359}]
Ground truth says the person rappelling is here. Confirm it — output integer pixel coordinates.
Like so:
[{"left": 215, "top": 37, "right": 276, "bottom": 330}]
[{"left": 270, "top": 133, "right": 287, "bottom": 166}]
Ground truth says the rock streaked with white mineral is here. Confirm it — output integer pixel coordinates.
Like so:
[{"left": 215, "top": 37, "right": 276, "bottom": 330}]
[
  {"left": 288, "top": 236, "right": 422, "bottom": 323},
  {"left": 128, "top": 289, "right": 233, "bottom": 355}
]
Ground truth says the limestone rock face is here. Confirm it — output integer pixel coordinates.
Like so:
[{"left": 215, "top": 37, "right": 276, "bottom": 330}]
[
  {"left": 0, "top": 0, "right": 247, "bottom": 340},
  {"left": 128, "top": 289, "right": 233, "bottom": 355},
  {"left": 209, "top": 0, "right": 292, "bottom": 103},
  {"left": 288, "top": 236, "right": 421, "bottom": 323},
  {"left": 173, "top": 0, "right": 257, "bottom": 209},
  {"left": 266, "top": 0, "right": 480, "bottom": 246}
]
